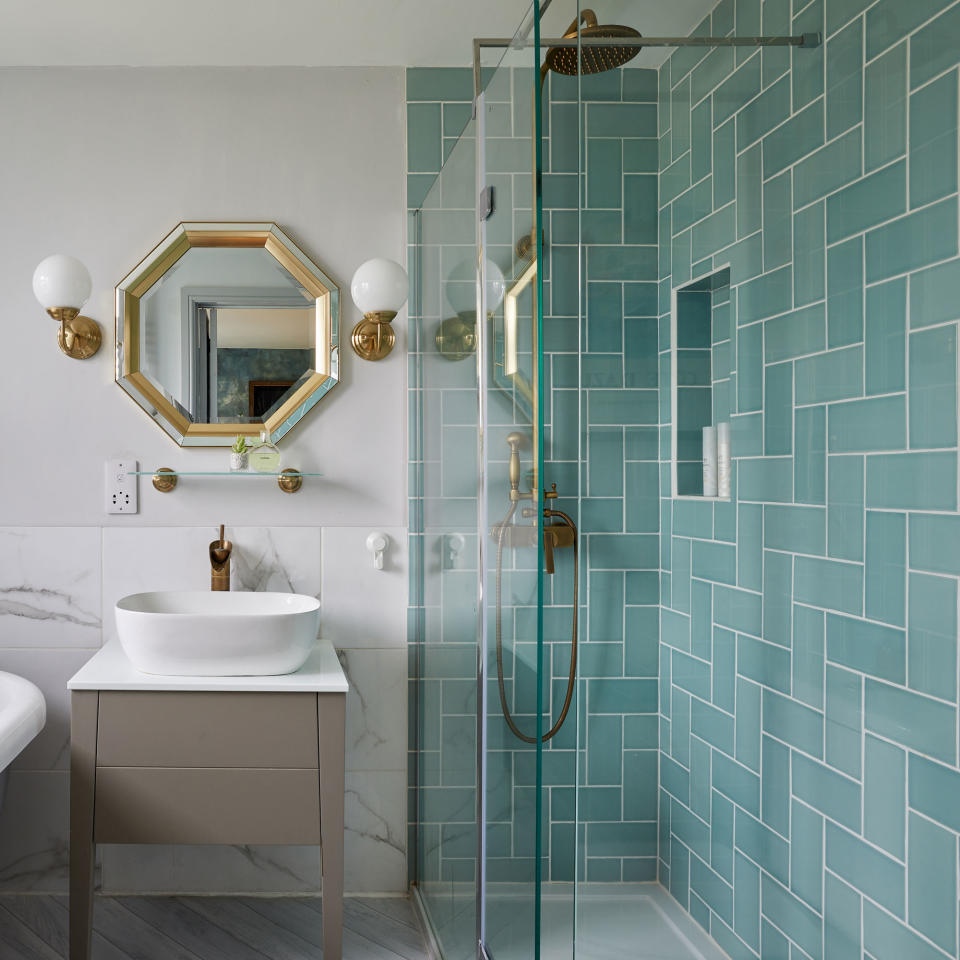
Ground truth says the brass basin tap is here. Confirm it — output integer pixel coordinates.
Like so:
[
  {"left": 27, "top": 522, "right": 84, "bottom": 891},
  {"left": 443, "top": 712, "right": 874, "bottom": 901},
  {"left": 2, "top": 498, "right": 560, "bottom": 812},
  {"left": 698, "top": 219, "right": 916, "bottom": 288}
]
[{"left": 209, "top": 524, "right": 232, "bottom": 591}]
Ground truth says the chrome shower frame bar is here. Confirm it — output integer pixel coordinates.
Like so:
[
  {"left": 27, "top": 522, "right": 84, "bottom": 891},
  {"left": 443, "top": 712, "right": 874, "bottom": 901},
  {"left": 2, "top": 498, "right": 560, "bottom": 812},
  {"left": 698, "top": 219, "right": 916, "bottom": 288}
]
[{"left": 473, "top": 31, "right": 822, "bottom": 99}]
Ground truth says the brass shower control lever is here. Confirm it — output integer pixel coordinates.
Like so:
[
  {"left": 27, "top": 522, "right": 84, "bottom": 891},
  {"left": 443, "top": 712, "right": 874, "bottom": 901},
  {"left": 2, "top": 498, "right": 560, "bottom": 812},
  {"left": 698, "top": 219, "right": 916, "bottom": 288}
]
[
  {"left": 541, "top": 515, "right": 576, "bottom": 575},
  {"left": 521, "top": 484, "right": 576, "bottom": 575}
]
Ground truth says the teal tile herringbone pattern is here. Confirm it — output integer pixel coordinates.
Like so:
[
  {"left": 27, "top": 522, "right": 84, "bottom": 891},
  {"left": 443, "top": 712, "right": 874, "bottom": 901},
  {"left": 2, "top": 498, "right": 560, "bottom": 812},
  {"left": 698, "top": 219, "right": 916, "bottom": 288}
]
[
  {"left": 406, "top": 63, "right": 663, "bottom": 894},
  {"left": 659, "top": 1, "right": 960, "bottom": 958},
  {"left": 409, "top": 0, "right": 960, "bottom": 953},
  {"left": 534, "top": 63, "right": 663, "bottom": 885}
]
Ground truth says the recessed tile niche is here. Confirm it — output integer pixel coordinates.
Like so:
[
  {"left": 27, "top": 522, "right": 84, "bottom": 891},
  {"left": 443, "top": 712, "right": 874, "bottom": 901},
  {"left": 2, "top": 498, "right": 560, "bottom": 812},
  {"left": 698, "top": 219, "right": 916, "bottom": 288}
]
[{"left": 671, "top": 267, "right": 732, "bottom": 499}]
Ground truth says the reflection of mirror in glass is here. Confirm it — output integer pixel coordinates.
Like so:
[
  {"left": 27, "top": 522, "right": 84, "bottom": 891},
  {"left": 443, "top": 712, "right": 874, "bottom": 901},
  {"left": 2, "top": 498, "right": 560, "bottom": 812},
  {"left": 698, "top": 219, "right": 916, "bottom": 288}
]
[
  {"left": 495, "top": 259, "right": 536, "bottom": 421},
  {"left": 137, "top": 248, "right": 318, "bottom": 424}
]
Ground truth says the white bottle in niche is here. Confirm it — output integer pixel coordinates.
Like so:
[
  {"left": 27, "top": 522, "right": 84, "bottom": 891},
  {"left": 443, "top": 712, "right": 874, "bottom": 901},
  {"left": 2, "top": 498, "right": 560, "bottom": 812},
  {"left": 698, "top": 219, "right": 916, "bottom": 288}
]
[
  {"left": 717, "top": 422, "right": 732, "bottom": 498},
  {"left": 702, "top": 426, "right": 718, "bottom": 498}
]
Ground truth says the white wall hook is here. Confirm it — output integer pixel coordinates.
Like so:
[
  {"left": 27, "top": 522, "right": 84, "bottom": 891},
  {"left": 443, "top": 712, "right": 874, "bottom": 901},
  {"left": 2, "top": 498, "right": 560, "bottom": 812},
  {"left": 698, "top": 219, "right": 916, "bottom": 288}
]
[
  {"left": 445, "top": 533, "right": 466, "bottom": 569},
  {"left": 366, "top": 531, "right": 389, "bottom": 570}
]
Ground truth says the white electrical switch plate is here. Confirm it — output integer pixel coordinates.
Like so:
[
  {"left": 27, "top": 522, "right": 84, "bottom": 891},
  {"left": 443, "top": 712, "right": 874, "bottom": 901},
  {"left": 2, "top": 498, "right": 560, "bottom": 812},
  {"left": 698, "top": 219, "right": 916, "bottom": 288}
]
[{"left": 106, "top": 459, "right": 138, "bottom": 514}]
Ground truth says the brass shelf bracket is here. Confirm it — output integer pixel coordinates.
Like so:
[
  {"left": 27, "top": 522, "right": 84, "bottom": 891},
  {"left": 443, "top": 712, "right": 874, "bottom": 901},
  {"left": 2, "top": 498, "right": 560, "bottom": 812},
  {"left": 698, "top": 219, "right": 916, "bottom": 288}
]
[
  {"left": 278, "top": 469, "right": 303, "bottom": 494},
  {"left": 152, "top": 468, "right": 178, "bottom": 493}
]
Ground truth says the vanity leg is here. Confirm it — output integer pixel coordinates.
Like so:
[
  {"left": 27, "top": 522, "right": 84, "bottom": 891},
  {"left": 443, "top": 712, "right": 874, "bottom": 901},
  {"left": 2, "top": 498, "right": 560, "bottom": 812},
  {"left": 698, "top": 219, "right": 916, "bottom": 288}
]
[
  {"left": 318, "top": 692, "right": 345, "bottom": 960},
  {"left": 70, "top": 691, "right": 98, "bottom": 960}
]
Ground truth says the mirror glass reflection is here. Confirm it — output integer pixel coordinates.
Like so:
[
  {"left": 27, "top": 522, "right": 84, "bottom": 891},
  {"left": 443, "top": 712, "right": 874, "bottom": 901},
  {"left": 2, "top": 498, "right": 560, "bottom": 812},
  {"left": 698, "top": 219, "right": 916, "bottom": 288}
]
[
  {"left": 138, "top": 248, "right": 317, "bottom": 424},
  {"left": 116, "top": 223, "right": 340, "bottom": 447}
]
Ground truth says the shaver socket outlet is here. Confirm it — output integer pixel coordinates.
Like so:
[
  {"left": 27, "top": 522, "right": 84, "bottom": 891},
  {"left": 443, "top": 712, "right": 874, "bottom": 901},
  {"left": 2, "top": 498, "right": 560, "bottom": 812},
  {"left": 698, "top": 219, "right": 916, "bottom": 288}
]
[{"left": 105, "top": 459, "right": 139, "bottom": 514}]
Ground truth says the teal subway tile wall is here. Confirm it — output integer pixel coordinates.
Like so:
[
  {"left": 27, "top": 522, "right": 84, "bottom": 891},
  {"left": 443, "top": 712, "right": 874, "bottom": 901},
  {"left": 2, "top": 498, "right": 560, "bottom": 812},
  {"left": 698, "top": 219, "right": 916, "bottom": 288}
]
[
  {"left": 408, "top": 0, "right": 960, "bottom": 954},
  {"left": 407, "top": 60, "right": 663, "bottom": 901},
  {"left": 658, "top": 0, "right": 960, "bottom": 957},
  {"left": 533, "top": 60, "right": 662, "bottom": 886}
]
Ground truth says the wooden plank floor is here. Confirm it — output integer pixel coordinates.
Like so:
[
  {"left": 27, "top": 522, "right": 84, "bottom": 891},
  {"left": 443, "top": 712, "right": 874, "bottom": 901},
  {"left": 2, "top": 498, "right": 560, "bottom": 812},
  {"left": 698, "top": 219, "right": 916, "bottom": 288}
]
[{"left": 0, "top": 894, "right": 431, "bottom": 960}]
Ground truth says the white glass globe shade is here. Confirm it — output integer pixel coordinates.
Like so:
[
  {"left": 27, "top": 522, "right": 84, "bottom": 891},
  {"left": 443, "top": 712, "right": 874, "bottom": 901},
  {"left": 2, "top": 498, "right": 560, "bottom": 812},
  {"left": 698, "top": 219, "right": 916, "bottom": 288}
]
[
  {"left": 32, "top": 254, "right": 92, "bottom": 311},
  {"left": 444, "top": 258, "right": 506, "bottom": 314},
  {"left": 485, "top": 260, "right": 506, "bottom": 311},
  {"left": 350, "top": 258, "right": 408, "bottom": 315}
]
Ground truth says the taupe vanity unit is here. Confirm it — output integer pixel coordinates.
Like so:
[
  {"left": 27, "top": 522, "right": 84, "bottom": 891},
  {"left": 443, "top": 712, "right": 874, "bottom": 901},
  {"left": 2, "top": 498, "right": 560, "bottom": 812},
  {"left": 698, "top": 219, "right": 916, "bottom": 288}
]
[{"left": 67, "top": 640, "right": 347, "bottom": 960}]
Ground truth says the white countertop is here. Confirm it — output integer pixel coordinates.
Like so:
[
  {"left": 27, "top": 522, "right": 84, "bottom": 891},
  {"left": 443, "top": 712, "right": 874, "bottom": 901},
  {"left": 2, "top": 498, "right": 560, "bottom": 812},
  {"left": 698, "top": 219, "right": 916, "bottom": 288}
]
[{"left": 67, "top": 639, "right": 348, "bottom": 693}]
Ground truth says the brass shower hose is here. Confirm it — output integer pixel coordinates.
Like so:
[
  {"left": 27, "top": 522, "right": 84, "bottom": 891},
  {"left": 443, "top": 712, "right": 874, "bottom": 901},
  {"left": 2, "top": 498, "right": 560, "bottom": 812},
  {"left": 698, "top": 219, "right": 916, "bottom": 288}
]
[{"left": 494, "top": 501, "right": 579, "bottom": 743}]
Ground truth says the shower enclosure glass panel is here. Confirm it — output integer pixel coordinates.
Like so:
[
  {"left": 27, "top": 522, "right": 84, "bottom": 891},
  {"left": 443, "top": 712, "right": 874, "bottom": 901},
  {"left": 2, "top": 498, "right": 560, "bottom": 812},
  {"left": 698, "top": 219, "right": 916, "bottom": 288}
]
[
  {"left": 478, "top": 18, "right": 549, "bottom": 958},
  {"left": 411, "top": 113, "right": 481, "bottom": 960},
  {"left": 537, "top": 4, "right": 667, "bottom": 958}
]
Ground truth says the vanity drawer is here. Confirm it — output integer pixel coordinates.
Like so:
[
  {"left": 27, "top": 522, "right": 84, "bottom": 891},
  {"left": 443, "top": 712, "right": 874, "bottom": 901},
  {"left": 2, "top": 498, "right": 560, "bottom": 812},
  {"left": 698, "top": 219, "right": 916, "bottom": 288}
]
[
  {"left": 96, "top": 691, "right": 319, "bottom": 768},
  {"left": 94, "top": 767, "right": 321, "bottom": 844}
]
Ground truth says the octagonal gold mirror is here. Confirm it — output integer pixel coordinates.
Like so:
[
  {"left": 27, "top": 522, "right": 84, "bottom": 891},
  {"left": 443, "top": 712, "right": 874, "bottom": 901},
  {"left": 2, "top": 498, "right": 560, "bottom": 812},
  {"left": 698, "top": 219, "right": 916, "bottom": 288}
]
[{"left": 116, "top": 222, "right": 340, "bottom": 446}]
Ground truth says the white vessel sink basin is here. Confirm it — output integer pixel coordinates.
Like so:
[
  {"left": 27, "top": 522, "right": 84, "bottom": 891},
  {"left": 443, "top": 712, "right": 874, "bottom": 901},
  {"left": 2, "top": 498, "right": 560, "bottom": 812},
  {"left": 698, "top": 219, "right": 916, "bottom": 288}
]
[
  {"left": 115, "top": 591, "right": 320, "bottom": 676},
  {"left": 0, "top": 672, "right": 46, "bottom": 773}
]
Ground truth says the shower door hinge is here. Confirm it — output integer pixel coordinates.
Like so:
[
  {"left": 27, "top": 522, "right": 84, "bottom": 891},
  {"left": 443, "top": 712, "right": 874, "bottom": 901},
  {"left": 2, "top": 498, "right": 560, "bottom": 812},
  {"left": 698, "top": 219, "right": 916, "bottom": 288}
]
[{"left": 480, "top": 185, "right": 495, "bottom": 221}]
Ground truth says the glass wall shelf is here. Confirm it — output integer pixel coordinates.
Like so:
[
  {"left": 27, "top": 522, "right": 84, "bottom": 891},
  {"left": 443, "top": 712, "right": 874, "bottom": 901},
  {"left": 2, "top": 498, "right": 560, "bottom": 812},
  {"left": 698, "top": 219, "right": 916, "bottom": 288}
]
[{"left": 131, "top": 468, "right": 320, "bottom": 494}]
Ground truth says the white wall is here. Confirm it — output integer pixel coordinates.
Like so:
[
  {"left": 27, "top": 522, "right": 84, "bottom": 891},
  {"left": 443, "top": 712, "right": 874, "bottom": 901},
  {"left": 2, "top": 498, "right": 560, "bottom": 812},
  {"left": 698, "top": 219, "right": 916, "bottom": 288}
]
[{"left": 0, "top": 67, "right": 409, "bottom": 894}]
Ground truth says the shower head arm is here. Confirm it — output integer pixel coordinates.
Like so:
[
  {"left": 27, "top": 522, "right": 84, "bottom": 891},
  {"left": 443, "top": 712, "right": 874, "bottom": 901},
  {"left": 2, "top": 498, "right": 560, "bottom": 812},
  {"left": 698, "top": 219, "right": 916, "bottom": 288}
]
[
  {"left": 533, "top": 33, "right": 820, "bottom": 48},
  {"left": 477, "top": 33, "right": 820, "bottom": 53},
  {"left": 475, "top": 32, "right": 821, "bottom": 100}
]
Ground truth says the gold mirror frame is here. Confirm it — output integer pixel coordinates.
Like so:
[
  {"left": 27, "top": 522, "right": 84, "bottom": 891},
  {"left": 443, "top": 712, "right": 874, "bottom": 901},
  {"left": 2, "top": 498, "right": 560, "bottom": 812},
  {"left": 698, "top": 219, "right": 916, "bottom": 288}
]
[{"left": 115, "top": 222, "right": 340, "bottom": 447}]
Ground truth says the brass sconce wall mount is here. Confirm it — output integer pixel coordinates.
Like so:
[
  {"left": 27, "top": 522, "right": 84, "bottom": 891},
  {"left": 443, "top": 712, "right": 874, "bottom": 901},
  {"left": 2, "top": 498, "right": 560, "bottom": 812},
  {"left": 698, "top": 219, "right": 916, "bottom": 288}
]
[
  {"left": 32, "top": 254, "right": 102, "bottom": 360},
  {"left": 48, "top": 307, "right": 102, "bottom": 360},
  {"left": 349, "top": 258, "right": 408, "bottom": 362},
  {"left": 351, "top": 308, "right": 398, "bottom": 362}
]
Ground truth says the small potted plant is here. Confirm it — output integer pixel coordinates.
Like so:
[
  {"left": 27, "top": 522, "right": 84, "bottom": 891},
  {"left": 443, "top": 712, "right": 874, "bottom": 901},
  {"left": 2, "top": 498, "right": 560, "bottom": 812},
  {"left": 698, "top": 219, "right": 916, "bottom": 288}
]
[{"left": 230, "top": 435, "right": 250, "bottom": 471}]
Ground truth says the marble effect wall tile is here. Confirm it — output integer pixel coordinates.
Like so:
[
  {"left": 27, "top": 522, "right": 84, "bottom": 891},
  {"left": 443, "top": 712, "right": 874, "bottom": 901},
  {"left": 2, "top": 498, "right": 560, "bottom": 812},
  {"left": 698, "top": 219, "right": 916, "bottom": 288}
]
[
  {"left": 339, "top": 647, "right": 407, "bottom": 773},
  {"left": 345, "top": 770, "right": 407, "bottom": 893},
  {"left": 0, "top": 522, "right": 407, "bottom": 896},
  {"left": 321, "top": 526, "right": 408, "bottom": 648},
  {"left": 0, "top": 771, "right": 69, "bottom": 892},
  {"left": 0, "top": 528, "right": 100, "bottom": 648}
]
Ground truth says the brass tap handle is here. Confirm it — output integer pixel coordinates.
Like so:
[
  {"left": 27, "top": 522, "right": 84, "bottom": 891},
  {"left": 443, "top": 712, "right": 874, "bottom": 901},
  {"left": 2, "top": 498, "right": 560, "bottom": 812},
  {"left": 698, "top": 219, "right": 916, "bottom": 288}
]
[
  {"left": 209, "top": 524, "right": 233, "bottom": 592},
  {"left": 545, "top": 483, "right": 559, "bottom": 500}
]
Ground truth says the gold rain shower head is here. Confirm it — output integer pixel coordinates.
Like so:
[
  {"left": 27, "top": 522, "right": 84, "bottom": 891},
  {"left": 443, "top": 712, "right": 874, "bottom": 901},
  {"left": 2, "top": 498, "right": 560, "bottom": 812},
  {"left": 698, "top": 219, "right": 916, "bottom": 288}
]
[
  {"left": 518, "top": 9, "right": 642, "bottom": 262},
  {"left": 542, "top": 9, "right": 642, "bottom": 78}
]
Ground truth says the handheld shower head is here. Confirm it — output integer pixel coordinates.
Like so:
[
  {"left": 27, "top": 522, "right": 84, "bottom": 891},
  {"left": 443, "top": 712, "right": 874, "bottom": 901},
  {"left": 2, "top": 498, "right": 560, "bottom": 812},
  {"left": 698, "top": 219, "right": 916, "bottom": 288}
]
[
  {"left": 506, "top": 432, "right": 529, "bottom": 501},
  {"left": 543, "top": 9, "right": 642, "bottom": 78}
]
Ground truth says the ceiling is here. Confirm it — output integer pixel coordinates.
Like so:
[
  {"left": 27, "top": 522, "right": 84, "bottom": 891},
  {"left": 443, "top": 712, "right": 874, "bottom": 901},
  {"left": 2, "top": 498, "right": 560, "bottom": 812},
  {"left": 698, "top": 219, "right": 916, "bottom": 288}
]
[{"left": 0, "top": 0, "right": 718, "bottom": 69}]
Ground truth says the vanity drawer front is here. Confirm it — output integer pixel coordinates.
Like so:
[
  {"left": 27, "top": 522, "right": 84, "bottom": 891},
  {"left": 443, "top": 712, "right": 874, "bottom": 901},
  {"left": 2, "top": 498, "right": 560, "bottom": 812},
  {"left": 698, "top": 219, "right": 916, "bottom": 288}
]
[
  {"left": 94, "top": 767, "right": 321, "bottom": 844},
  {"left": 96, "top": 691, "right": 319, "bottom": 768}
]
